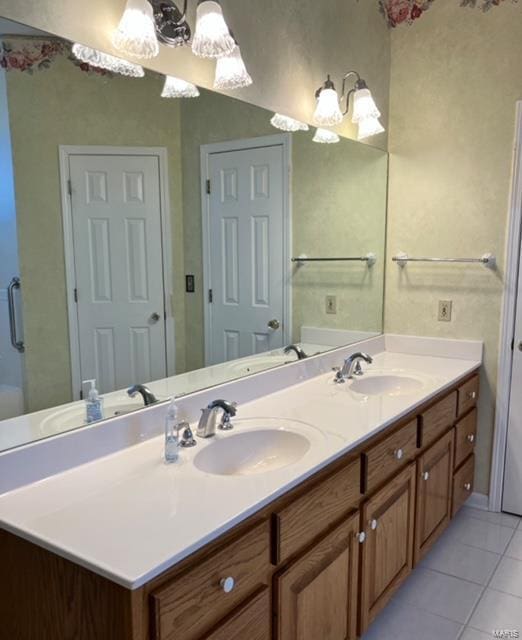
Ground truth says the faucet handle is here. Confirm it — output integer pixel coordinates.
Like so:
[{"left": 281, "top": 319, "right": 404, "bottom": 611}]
[
  {"left": 220, "top": 413, "right": 234, "bottom": 431},
  {"left": 178, "top": 422, "right": 197, "bottom": 448}
]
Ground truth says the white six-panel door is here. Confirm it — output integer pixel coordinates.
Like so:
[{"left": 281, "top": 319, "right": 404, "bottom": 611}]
[
  {"left": 205, "top": 142, "right": 287, "bottom": 365},
  {"left": 68, "top": 154, "right": 167, "bottom": 394}
]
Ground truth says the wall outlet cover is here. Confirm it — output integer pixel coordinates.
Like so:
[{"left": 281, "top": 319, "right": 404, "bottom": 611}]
[
  {"left": 438, "top": 300, "right": 453, "bottom": 322},
  {"left": 326, "top": 295, "right": 337, "bottom": 315}
]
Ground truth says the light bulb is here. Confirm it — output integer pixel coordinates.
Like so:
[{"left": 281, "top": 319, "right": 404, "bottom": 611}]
[
  {"left": 352, "top": 88, "right": 381, "bottom": 123},
  {"left": 313, "top": 88, "right": 343, "bottom": 127},
  {"left": 214, "top": 45, "right": 252, "bottom": 90},
  {"left": 357, "top": 117, "right": 385, "bottom": 140},
  {"left": 161, "top": 75, "right": 200, "bottom": 98},
  {"left": 192, "top": 1, "right": 235, "bottom": 59},
  {"left": 112, "top": 0, "right": 159, "bottom": 59},
  {"left": 313, "top": 128, "right": 340, "bottom": 144},
  {"left": 72, "top": 44, "right": 145, "bottom": 77},
  {"left": 270, "top": 114, "right": 309, "bottom": 132}
]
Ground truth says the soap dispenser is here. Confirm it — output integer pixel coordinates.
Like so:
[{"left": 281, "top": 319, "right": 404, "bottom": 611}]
[{"left": 84, "top": 379, "right": 104, "bottom": 424}]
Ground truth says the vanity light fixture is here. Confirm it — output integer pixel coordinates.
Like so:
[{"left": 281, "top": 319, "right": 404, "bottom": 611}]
[
  {"left": 213, "top": 41, "right": 252, "bottom": 90},
  {"left": 313, "top": 71, "right": 385, "bottom": 140},
  {"left": 192, "top": 0, "right": 236, "bottom": 58},
  {"left": 72, "top": 44, "right": 145, "bottom": 77},
  {"left": 161, "top": 75, "right": 200, "bottom": 97},
  {"left": 270, "top": 113, "right": 309, "bottom": 132},
  {"left": 313, "top": 75, "right": 343, "bottom": 127},
  {"left": 112, "top": 0, "right": 160, "bottom": 59},
  {"left": 313, "top": 128, "right": 340, "bottom": 144}
]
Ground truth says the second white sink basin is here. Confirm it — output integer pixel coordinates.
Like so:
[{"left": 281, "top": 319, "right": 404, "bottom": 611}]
[
  {"left": 194, "top": 427, "right": 312, "bottom": 476},
  {"left": 349, "top": 374, "right": 424, "bottom": 397}
]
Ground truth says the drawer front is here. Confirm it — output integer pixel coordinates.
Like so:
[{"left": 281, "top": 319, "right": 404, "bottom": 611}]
[
  {"left": 364, "top": 419, "right": 418, "bottom": 493},
  {"left": 151, "top": 521, "right": 270, "bottom": 640},
  {"left": 274, "top": 458, "right": 361, "bottom": 564},
  {"left": 452, "top": 454, "right": 475, "bottom": 517},
  {"left": 201, "top": 588, "right": 270, "bottom": 640},
  {"left": 420, "top": 392, "right": 457, "bottom": 450},
  {"left": 458, "top": 375, "right": 479, "bottom": 417},
  {"left": 454, "top": 409, "right": 477, "bottom": 469}
]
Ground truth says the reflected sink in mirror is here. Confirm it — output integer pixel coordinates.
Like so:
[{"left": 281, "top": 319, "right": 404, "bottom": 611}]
[
  {"left": 39, "top": 399, "right": 147, "bottom": 437},
  {"left": 193, "top": 418, "right": 324, "bottom": 476},
  {"left": 349, "top": 374, "right": 424, "bottom": 397}
]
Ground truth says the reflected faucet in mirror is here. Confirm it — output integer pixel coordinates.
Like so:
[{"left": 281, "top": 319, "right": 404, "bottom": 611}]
[
  {"left": 197, "top": 400, "right": 238, "bottom": 438},
  {"left": 284, "top": 345, "right": 308, "bottom": 360},
  {"left": 335, "top": 352, "right": 373, "bottom": 384},
  {"left": 127, "top": 385, "right": 159, "bottom": 406}
]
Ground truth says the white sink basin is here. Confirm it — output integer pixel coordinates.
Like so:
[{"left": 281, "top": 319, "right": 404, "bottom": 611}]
[
  {"left": 39, "top": 399, "right": 145, "bottom": 436},
  {"left": 194, "top": 425, "right": 313, "bottom": 476},
  {"left": 349, "top": 374, "right": 424, "bottom": 397}
]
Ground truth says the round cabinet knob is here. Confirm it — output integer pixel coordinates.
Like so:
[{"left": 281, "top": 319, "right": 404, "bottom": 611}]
[
  {"left": 423, "top": 471, "right": 430, "bottom": 481},
  {"left": 267, "top": 319, "right": 281, "bottom": 331},
  {"left": 370, "top": 519, "right": 378, "bottom": 531},
  {"left": 394, "top": 448, "right": 404, "bottom": 461},
  {"left": 467, "top": 434, "right": 475, "bottom": 444},
  {"left": 150, "top": 312, "right": 161, "bottom": 323},
  {"left": 220, "top": 577, "right": 235, "bottom": 593},
  {"left": 357, "top": 531, "right": 366, "bottom": 544},
  {"left": 464, "top": 483, "right": 472, "bottom": 492},
  {"left": 468, "top": 391, "right": 477, "bottom": 400}
]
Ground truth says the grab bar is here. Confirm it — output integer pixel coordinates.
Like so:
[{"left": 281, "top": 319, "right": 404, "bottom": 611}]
[{"left": 7, "top": 277, "right": 24, "bottom": 353}]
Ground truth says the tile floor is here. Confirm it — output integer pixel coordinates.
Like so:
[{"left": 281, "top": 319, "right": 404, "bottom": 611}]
[{"left": 363, "top": 506, "right": 522, "bottom": 640}]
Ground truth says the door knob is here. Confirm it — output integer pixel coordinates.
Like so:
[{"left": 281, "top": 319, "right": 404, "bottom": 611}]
[
  {"left": 150, "top": 312, "right": 161, "bottom": 323},
  {"left": 267, "top": 319, "right": 281, "bottom": 330}
]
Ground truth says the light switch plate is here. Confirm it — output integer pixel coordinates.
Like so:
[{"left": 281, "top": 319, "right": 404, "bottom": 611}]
[
  {"left": 438, "top": 300, "right": 453, "bottom": 322},
  {"left": 326, "top": 295, "right": 337, "bottom": 315}
]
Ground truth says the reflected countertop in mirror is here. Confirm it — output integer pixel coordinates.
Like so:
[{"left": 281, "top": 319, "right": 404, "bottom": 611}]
[{"left": 0, "top": 18, "right": 388, "bottom": 451}]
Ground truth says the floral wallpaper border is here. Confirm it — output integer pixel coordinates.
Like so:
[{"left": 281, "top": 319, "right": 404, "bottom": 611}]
[{"left": 379, "top": 0, "right": 518, "bottom": 27}]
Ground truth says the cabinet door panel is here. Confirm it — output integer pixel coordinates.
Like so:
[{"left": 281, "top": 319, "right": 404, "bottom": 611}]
[
  {"left": 202, "top": 588, "right": 270, "bottom": 640},
  {"left": 360, "top": 464, "right": 416, "bottom": 634},
  {"left": 415, "top": 430, "right": 454, "bottom": 564},
  {"left": 276, "top": 512, "right": 360, "bottom": 640}
]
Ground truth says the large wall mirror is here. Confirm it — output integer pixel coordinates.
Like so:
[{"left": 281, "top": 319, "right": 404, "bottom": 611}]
[{"left": 0, "top": 17, "right": 388, "bottom": 451}]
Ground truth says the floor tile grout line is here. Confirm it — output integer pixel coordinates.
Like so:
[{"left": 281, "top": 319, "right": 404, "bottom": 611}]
[{"left": 419, "top": 563, "right": 498, "bottom": 587}]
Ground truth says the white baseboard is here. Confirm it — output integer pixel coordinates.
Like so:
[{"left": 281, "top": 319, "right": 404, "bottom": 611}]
[{"left": 466, "top": 492, "right": 489, "bottom": 511}]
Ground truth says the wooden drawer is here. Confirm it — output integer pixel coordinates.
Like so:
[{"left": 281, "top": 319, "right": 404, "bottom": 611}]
[
  {"left": 273, "top": 458, "right": 360, "bottom": 564},
  {"left": 151, "top": 520, "right": 270, "bottom": 640},
  {"left": 363, "top": 419, "right": 418, "bottom": 493},
  {"left": 452, "top": 454, "right": 475, "bottom": 517},
  {"left": 420, "top": 392, "right": 457, "bottom": 450},
  {"left": 458, "top": 375, "right": 479, "bottom": 417},
  {"left": 454, "top": 409, "right": 477, "bottom": 469},
  {"left": 201, "top": 588, "right": 270, "bottom": 640}
]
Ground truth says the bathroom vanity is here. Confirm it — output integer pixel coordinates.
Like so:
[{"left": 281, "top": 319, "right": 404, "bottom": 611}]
[{"left": 0, "top": 338, "right": 480, "bottom": 640}]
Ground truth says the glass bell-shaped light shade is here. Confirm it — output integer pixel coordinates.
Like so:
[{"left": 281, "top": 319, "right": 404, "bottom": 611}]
[
  {"left": 72, "top": 44, "right": 145, "bottom": 77},
  {"left": 161, "top": 75, "right": 200, "bottom": 98},
  {"left": 351, "top": 88, "right": 381, "bottom": 124},
  {"left": 313, "top": 88, "right": 343, "bottom": 127},
  {"left": 270, "top": 113, "right": 309, "bottom": 132},
  {"left": 192, "top": 0, "right": 236, "bottom": 59},
  {"left": 214, "top": 45, "right": 252, "bottom": 90},
  {"left": 313, "top": 128, "right": 340, "bottom": 144},
  {"left": 112, "top": 0, "right": 159, "bottom": 59},
  {"left": 357, "top": 116, "right": 385, "bottom": 141}
]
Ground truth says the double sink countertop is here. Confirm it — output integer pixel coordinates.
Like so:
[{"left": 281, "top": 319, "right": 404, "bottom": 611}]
[{"left": 0, "top": 339, "right": 481, "bottom": 590}]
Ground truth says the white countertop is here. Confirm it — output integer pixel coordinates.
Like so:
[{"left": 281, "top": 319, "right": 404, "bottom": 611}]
[{"left": 0, "top": 348, "right": 480, "bottom": 590}]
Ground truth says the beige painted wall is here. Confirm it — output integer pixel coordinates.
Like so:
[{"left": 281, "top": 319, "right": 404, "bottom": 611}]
[
  {"left": 6, "top": 53, "right": 185, "bottom": 411},
  {"left": 180, "top": 90, "right": 388, "bottom": 371},
  {"left": 0, "top": 0, "right": 390, "bottom": 146},
  {"left": 386, "top": 0, "right": 522, "bottom": 494}
]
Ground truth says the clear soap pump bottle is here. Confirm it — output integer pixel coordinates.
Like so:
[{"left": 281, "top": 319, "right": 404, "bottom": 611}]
[{"left": 164, "top": 398, "right": 180, "bottom": 463}]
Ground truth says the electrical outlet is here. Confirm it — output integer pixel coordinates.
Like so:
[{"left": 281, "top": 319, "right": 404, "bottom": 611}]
[
  {"left": 326, "top": 295, "right": 337, "bottom": 315},
  {"left": 438, "top": 300, "right": 453, "bottom": 322}
]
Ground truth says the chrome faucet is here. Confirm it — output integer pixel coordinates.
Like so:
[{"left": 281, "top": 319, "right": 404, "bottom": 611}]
[
  {"left": 334, "top": 352, "right": 373, "bottom": 384},
  {"left": 127, "top": 384, "right": 158, "bottom": 406},
  {"left": 197, "top": 400, "right": 238, "bottom": 438},
  {"left": 284, "top": 344, "right": 308, "bottom": 360}
]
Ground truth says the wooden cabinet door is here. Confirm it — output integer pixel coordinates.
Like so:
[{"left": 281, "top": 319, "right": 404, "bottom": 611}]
[
  {"left": 414, "top": 430, "right": 454, "bottom": 564},
  {"left": 201, "top": 588, "right": 270, "bottom": 640},
  {"left": 359, "top": 464, "right": 416, "bottom": 634},
  {"left": 275, "top": 511, "right": 360, "bottom": 640}
]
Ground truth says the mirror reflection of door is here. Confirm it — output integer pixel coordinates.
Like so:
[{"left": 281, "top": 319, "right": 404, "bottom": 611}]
[
  {"left": 202, "top": 138, "right": 290, "bottom": 366},
  {"left": 63, "top": 149, "right": 170, "bottom": 396}
]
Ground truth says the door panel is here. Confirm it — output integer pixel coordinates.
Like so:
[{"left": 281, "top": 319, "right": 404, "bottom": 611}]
[
  {"left": 206, "top": 144, "right": 286, "bottom": 365},
  {"left": 69, "top": 154, "right": 167, "bottom": 394}
]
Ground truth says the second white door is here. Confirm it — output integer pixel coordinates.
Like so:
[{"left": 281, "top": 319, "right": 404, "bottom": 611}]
[{"left": 205, "top": 141, "right": 288, "bottom": 365}]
